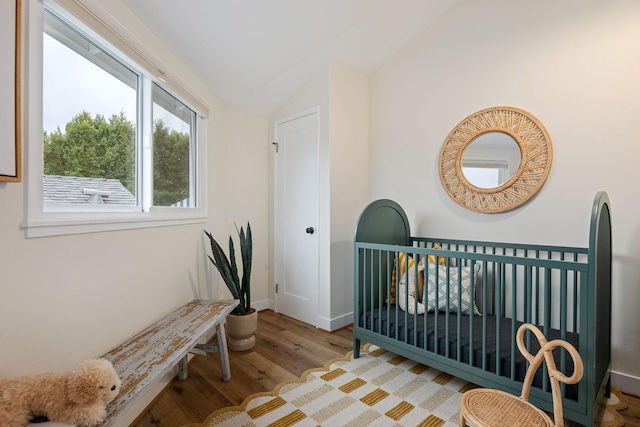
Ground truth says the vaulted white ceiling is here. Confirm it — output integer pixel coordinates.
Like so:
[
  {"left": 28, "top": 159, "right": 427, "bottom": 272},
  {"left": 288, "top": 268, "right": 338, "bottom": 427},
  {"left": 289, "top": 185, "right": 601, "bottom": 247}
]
[{"left": 120, "top": 0, "right": 459, "bottom": 117}]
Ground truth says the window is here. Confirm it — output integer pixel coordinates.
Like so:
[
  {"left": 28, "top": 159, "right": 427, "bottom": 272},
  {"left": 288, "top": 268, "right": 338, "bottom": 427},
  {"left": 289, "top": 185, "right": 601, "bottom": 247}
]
[
  {"left": 462, "top": 159, "right": 510, "bottom": 189},
  {"left": 152, "top": 84, "right": 196, "bottom": 208},
  {"left": 24, "top": 3, "right": 207, "bottom": 237},
  {"left": 43, "top": 10, "right": 138, "bottom": 209}
]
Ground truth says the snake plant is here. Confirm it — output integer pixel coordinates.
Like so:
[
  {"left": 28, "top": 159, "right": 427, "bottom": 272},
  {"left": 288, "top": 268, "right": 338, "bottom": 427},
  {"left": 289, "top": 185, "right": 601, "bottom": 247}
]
[{"left": 204, "top": 223, "right": 252, "bottom": 315}]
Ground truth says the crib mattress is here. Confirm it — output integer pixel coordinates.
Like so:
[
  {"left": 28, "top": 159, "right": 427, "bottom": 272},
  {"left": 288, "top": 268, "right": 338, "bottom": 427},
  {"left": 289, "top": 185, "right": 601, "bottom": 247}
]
[{"left": 360, "top": 305, "right": 580, "bottom": 399}]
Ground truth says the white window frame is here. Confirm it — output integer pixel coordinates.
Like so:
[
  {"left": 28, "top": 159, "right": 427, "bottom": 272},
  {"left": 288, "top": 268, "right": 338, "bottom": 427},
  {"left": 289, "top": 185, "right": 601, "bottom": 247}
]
[
  {"left": 462, "top": 159, "right": 510, "bottom": 186},
  {"left": 22, "top": 0, "right": 208, "bottom": 238}
]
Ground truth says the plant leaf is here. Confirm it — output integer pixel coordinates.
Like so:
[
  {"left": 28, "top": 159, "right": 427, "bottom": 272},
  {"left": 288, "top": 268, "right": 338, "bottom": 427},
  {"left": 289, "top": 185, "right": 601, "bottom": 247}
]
[{"left": 204, "top": 226, "right": 252, "bottom": 315}]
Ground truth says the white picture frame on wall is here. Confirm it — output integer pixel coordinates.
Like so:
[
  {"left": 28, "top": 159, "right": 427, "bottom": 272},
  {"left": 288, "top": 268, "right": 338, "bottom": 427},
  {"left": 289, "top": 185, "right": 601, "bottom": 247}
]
[{"left": 0, "top": 0, "right": 22, "bottom": 182}]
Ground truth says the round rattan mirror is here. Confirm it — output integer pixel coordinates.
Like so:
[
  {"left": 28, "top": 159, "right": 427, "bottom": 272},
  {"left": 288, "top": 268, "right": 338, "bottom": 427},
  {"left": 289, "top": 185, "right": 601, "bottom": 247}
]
[{"left": 439, "top": 106, "right": 552, "bottom": 213}]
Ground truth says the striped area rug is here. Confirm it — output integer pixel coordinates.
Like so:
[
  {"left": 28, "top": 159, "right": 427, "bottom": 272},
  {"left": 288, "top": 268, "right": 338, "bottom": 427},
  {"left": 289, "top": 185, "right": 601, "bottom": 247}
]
[
  {"left": 191, "top": 345, "right": 475, "bottom": 427},
  {"left": 187, "top": 346, "right": 627, "bottom": 427}
]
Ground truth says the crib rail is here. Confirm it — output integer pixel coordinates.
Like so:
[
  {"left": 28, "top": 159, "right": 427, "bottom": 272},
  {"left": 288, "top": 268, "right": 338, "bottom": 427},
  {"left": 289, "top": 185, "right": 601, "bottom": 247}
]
[
  {"left": 356, "top": 240, "right": 589, "bottom": 327},
  {"left": 412, "top": 238, "right": 589, "bottom": 332}
]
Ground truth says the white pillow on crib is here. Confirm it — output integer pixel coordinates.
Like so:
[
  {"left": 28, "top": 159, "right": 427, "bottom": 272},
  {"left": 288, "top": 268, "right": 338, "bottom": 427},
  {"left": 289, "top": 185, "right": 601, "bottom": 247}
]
[
  {"left": 424, "top": 263, "right": 480, "bottom": 315},
  {"left": 397, "top": 261, "right": 426, "bottom": 314}
]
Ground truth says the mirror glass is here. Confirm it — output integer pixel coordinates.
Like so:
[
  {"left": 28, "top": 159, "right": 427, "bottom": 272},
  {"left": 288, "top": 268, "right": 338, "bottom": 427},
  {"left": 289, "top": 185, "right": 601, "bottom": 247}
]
[{"left": 461, "top": 132, "right": 521, "bottom": 189}]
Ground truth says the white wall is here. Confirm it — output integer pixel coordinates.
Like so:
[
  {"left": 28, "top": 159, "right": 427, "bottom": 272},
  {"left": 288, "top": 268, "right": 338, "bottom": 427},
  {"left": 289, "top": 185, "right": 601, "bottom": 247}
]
[
  {"left": 270, "top": 61, "right": 369, "bottom": 330},
  {"left": 221, "top": 109, "right": 269, "bottom": 307},
  {"left": 0, "top": 1, "right": 269, "bottom": 425},
  {"left": 328, "top": 62, "right": 369, "bottom": 322},
  {"left": 369, "top": 0, "right": 640, "bottom": 392}
]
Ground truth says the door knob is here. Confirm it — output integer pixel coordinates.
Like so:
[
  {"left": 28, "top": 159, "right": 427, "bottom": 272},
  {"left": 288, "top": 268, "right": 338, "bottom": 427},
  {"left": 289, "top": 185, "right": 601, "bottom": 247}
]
[{"left": 306, "top": 227, "right": 315, "bottom": 234}]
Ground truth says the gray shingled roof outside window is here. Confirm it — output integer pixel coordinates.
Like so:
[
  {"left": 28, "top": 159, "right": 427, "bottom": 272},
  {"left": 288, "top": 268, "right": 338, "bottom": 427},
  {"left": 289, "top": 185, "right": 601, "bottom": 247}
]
[{"left": 43, "top": 175, "right": 136, "bottom": 205}]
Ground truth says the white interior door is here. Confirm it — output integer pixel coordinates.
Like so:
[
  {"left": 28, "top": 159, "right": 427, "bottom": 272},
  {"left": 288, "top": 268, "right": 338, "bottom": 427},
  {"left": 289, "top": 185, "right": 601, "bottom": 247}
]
[{"left": 274, "top": 110, "right": 319, "bottom": 326}]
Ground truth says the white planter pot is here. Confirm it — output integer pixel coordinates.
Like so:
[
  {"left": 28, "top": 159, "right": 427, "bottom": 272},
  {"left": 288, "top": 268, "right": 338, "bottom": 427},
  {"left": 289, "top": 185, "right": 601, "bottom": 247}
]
[{"left": 226, "top": 309, "right": 258, "bottom": 351}]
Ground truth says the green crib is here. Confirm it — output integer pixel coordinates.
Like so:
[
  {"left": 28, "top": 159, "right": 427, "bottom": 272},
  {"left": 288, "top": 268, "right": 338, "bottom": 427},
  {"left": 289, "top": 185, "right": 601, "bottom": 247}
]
[{"left": 353, "top": 192, "right": 611, "bottom": 427}]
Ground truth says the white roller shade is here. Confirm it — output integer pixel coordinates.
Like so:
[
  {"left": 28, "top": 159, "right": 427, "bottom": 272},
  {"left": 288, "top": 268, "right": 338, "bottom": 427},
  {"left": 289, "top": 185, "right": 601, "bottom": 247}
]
[{"left": 55, "top": 0, "right": 209, "bottom": 118}]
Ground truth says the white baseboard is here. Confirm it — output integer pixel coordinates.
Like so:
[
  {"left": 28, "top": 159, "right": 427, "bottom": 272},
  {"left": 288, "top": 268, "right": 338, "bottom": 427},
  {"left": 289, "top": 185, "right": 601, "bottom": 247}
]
[
  {"left": 260, "top": 299, "right": 353, "bottom": 332},
  {"left": 252, "top": 298, "right": 272, "bottom": 312},
  {"left": 317, "top": 311, "right": 353, "bottom": 332},
  {"left": 611, "top": 370, "right": 640, "bottom": 396}
]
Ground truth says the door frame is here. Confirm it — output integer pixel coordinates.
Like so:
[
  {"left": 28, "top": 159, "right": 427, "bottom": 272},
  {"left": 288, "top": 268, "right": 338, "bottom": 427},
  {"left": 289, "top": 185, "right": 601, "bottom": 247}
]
[{"left": 273, "top": 107, "right": 320, "bottom": 325}]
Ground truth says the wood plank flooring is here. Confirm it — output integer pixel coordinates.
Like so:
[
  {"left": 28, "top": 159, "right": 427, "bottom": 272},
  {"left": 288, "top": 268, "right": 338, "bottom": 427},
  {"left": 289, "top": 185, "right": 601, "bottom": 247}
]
[
  {"left": 132, "top": 310, "right": 354, "bottom": 426},
  {"left": 132, "top": 310, "right": 640, "bottom": 427},
  {"left": 623, "top": 393, "right": 640, "bottom": 427}
]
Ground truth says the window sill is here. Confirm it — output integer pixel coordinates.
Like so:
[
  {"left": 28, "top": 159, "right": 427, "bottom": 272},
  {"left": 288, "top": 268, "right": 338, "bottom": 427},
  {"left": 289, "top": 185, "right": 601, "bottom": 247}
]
[{"left": 21, "top": 212, "right": 207, "bottom": 238}]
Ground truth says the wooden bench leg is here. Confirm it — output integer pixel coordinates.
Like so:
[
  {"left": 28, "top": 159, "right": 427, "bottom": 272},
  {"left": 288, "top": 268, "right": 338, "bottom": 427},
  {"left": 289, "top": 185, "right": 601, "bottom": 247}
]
[
  {"left": 188, "top": 322, "right": 232, "bottom": 382},
  {"left": 216, "top": 321, "right": 231, "bottom": 382},
  {"left": 178, "top": 355, "right": 189, "bottom": 381}
]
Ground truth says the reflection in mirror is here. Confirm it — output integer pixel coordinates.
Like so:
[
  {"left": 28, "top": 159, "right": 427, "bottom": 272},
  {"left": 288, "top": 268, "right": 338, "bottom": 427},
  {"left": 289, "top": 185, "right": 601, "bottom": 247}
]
[{"left": 461, "top": 132, "right": 521, "bottom": 189}]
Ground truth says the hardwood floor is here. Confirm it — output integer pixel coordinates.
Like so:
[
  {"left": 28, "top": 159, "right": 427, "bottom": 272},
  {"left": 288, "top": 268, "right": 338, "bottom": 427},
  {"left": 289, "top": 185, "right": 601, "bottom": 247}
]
[
  {"left": 622, "top": 392, "right": 640, "bottom": 427},
  {"left": 132, "top": 310, "right": 640, "bottom": 426},
  {"left": 132, "top": 310, "right": 354, "bottom": 426},
  {"left": 620, "top": 395, "right": 640, "bottom": 427}
]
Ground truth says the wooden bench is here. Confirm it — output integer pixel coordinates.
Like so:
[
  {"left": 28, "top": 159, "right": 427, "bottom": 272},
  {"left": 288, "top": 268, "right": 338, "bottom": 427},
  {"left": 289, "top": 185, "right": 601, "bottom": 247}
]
[{"left": 96, "top": 299, "right": 239, "bottom": 426}]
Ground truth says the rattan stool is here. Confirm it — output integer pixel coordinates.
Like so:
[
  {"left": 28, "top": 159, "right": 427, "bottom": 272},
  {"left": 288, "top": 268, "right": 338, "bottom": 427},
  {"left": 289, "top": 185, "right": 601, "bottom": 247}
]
[{"left": 459, "top": 324, "right": 583, "bottom": 427}]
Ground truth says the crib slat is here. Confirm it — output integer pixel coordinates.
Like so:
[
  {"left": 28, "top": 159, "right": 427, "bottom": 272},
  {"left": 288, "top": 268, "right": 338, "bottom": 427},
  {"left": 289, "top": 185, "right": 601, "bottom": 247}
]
[
  {"left": 402, "top": 254, "right": 409, "bottom": 344},
  {"left": 377, "top": 250, "right": 382, "bottom": 338},
  {"left": 494, "top": 261, "right": 502, "bottom": 377},
  {"left": 456, "top": 310, "right": 462, "bottom": 362},
  {"left": 541, "top": 263, "right": 552, "bottom": 394},
  {"left": 525, "top": 264, "right": 533, "bottom": 323},
  {"left": 544, "top": 267, "right": 552, "bottom": 335},
  {"left": 372, "top": 249, "right": 377, "bottom": 331},
  {"left": 445, "top": 261, "right": 451, "bottom": 358},
  {"left": 560, "top": 265, "right": 569, "bottom": 398},
  {"left": 561, "top": 267, "right": 568, "bottom": 339},
  {"left": 412, "top": 251, "right": 419, "bottom": 348},
  {"left": 385, "top": 250, "right": 392, "bottom": 340},
  {"left": 572, "top": 252, "right": 579, "bottom": 331},
  {"left": 533, "top": 265, "right": 539, "bottom": 324},
  {"left": 510, "top": 261, "right": 518, "bottom": 381}
]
